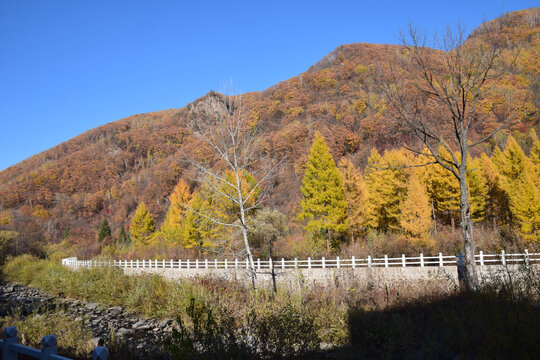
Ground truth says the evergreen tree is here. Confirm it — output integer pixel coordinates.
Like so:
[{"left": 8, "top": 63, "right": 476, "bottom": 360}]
[
  {"left": 129, "top": 202, "right": 156, "bottom": 244},
  {"left": 298, "top": 132, "right": 348, "bottom": 251},
  {"left": 496, "top": 136, "right": 540, "bottom": 240},
  {"left": 181, "top": 193, "right": 220, "bottom": 256},
  {"left": 529, "top": 130, "right": 540, "bottom": 189},
  {"left": 117, "top": 223, "right": 130, "bottom": 244},
  {"left": 493, "top": 136, "right": 540, "bottom": 240},
  {"left": 365, "top": 148, "right": 409, "bottom": 232},
  {"left": 467, "top": 155, "right": 488, "bottom": 222},
  {"left": 497, "top": 136, "right": 530, "bottom": 188},
  {"left": 338, "top": 158, "right": 367, "bottom": 243},
  {"left": 160, "top": 179, "right": 192, "bottom": 243},
  {"left": 97, "top": 219, "right": 111, "bottom": 242},
  {"left": 480, "top": 153, "right": 511, "bottom": 227},
  {"left": 510, "top": 171, "right": 540, "bottom": 241},
  {"left": 422, "top": 147, "right": 460, "bottom": 230},
  {"left": 400, "top": 171, "right": 433, "bottom": 247}
]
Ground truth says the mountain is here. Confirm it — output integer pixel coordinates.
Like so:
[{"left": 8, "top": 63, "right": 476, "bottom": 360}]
[{"left": 1, "top": 8, "right": 539, "bottom": 255}]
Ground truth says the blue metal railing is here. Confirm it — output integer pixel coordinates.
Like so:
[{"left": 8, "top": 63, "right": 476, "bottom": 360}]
[{"left": 0, "top": 327, "right": 108, "bottom": 360}]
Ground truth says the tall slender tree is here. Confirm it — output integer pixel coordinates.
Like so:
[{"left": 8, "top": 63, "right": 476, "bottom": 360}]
[
  {"left": 129, "top": 202, "right": 156, "bottom": 244},
  {"left": 97, "top": 219, "right": 111, "bottom": 243},
  {"left": 298, "top": 132, "right": 348, "bottom": 251},
  {"left": 400, "top": 171, "right": 433, "bottom": 247},
  {"left": 379, "top": 23, "right": 532, "bottom": 287},
  {"left": 160, "top": 179, "right": 192, "bottom": 243},
  {"left": 187, "top": 93, "right": 285, "bottom": 290},
  {"left": 338, "top": 158, "right": 367, "bottom": 244}
]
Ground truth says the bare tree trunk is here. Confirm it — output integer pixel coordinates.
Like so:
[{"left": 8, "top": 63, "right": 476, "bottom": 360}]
[
  {"left": 326, "top": 230, "right": 330, "bottom": 253},
  {"left": 432, "top": 201, "right": 438, "bottom": 235},
  {"left": 240, "top": 223, "right": 257, "bottom": 290},
  {"left": 459, "top": 171, "right": 479, "bottom": 289}
]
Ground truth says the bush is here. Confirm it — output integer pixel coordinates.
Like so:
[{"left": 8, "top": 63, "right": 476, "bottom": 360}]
[
  {"left": 165, "top": 298, "right": 254, "bottom": 360},
  {"left": 348, "top": 264, "right": 540, "bottom": 359},
  {"left": 250, "top": 303, "right": 320, "bottom": 359}
]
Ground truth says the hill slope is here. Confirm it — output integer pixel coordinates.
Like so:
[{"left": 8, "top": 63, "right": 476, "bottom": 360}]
[{"left": 1, "top": 8, "right": 539, "bottom": 255}]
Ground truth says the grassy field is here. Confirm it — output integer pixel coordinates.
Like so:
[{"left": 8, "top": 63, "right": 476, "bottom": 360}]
[{"left": 2, "top": 255, "right": 539, "bottom": 359}]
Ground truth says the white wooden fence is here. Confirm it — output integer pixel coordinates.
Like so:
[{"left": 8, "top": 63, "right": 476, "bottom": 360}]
[{"left": 62, "top": 250, "right": 539, "bottom": 271}]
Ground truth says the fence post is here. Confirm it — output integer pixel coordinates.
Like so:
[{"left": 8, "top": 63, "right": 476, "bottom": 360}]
[
  {"left": 420, "top": 253, "right": 424, "bottom": 267},
  {"left": 187, "top": 259, "right": 190, "bottom": 269},
  {"left": 480, "top": 251, "right": 484, "bottom": 266},
  {"left": 224, "top": 259, "right": 228, "bottom": 269},
  {"left": 525, "top": 249, "right": 530, "bottom": 266},
  {"left": 351, "top": 256, "right": 355, "bottom": 269},
  {"left": 402, "top": 254, "right": 406, "bottom": 267},
  {"left": 384, "top": 255, "right": 388, "bottom": 268},
  {"left": 269, "top": 258, "right": 273, "bottom": 269},
  {"left": 113, "top": 260, "right": 117, "bottom": 267},
  {"left": 257, "top": 258, "right": 261, "bottom": 271},
  {"left": 163, "top": 259, "right": 165, "bottom": 269},
  {"left": 235, "top": 258, "right": 238, "bottom": 269},
  {"left": 368, "top": 255, "right": 372, "bottom": 268},
  {"left": 215, "top": 259, "right": 218, "bottom": 269},
  {"left": 92, "top": 346, "right": 109, "bottom": 360},
  {"left": 322, "top": 256, "right": 325, "bottom": 269},
  {"left": 294, "top": 258, "right": 298, "bottom": 269},
  {"left": 336, "top": 256, "right": 340, "bottom": 269},
  {"left": 308, "top": 257, "right": 311, "bottom": 269},
  {"left": 178, "top": 259, "right": 181, "bottom": 269},
  {"left": 196, "top": 259, "right": 199, "bottom": 269},
  {"left": 3, "top": 326, "right": 18, "bottom": 360},
  {"left": 439, "top": 253, "right": 443, "bottom": 267},
  {"left": 502, "top": 250, "right": 506, "bottom": 266},
  {"left": 41, "top": 334, "right": 58, "bottom": 359},
  {"left": 282, "top": 258, "right": 285, "bottom": 270},
  {"left": 170, "top": 259, "right": 173, "bottom": 269},
  {"left": 142, "top": 259, "right": 145, "bottom": 268}
]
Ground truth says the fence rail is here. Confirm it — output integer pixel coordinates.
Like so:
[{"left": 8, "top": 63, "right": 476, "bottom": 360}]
[
  {"left": 0, "top": 327, "right": 108, "bottom": 360},
  {"left": 62, "top": 250, "right": 540, "bottom": 271}
]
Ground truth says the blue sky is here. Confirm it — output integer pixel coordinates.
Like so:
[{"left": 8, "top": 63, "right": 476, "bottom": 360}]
[{"left": 0, "top": 1, "right": 537, "bottom": 171}]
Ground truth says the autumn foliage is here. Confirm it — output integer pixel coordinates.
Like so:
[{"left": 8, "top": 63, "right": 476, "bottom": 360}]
[{"left": 0, "top": 8, "right": 539, "bottom": 258}]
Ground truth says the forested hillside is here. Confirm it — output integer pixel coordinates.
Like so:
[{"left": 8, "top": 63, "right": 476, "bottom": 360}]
[{"left": 1, "top": 8, "right": 539, "bottom": 258}]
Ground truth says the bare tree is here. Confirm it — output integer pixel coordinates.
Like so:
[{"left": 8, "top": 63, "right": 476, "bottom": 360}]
[
  {"left": 187, "top": 93, "right": 285, "bottom": 290},
  {"left": 378, "top": 22, "right": 532, "bottom": 288}
]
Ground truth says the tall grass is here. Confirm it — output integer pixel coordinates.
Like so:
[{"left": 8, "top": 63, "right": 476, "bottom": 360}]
[
  {"left": 0, "top": 310, "right": 94, "bottom": 358},
  {"left": 3, "top": 255, "right": 538, "bottom": 359}
]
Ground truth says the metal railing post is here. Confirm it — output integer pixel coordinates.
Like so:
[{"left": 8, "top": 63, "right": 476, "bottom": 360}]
[{"left": 3, "top": 327, "right": 18, "bottom": 360}]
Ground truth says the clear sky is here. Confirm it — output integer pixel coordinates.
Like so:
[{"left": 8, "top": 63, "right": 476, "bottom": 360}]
[{"left": 0, "top": 1, "right": 537, "bottom": 171}]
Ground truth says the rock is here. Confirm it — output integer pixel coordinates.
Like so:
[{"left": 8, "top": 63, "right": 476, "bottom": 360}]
[
  {"left": 89, "top": 337, "right": 104, "bottom": 347},
  {"left": 117, "top": 328, "right": 136, "bottom": 337},
  {"left": 132, "top": 319, "right": 147, "bottom": 329},
  {"left": 109, "top": 306, "right": 122, "bottom": 317},
  {"left": 159, "top": 319, "right": 171, "bottom": 328},
  {"left": 85, "top": 302, "right": 98, "bottom": 311},
  {"left": 4, "top": 286, "right": 14, "bottom": 293},
  {"left": 136, "top": 325, "right": 152, "bottom": 331},
  {"left": 320, "top": 343, "right": 335, "bottom": 350}
]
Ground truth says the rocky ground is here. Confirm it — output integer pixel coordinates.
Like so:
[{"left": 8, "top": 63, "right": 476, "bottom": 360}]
[{"left": 0, "top": 281, "right": 173, "bottom": 359}]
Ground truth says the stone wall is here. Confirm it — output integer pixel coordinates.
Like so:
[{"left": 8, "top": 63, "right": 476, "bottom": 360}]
[{"left": 122, "top": 264, "right": 536, "bottom": 289}]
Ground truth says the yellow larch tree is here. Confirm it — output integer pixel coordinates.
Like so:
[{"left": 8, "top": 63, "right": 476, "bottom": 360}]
[
  {"left": 400, "top": 170, "right": 433, "bottom": 247},
  {"left": 160, "top": 179, "right": 192, "bottom": 243},
  {"left": 338, "top": 157, "right": 367, "bottom": 244},
  {"left": 365, "top": 148, "right": 409, "bottom": 232},
  {"left": 129, "top": 202, "right": 156, "bottom": 244},
  {"left": 297, "top": 132, "right": 348, "bottom": 251}
]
